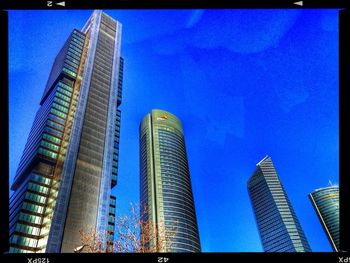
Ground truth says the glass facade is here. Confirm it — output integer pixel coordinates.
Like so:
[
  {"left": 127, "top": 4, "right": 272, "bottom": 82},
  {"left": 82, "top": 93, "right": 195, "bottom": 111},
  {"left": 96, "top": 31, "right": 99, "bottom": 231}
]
[
  {"left": 247, "top": 156, "right": 312, "bottom": 252},
  {"left": 309, "top": 186, "right": 339, "bottom": 251},
  {"left": 140, "top": 109, "right": 201, "bottom": 252},
  {"left": 9, "top": 10, "right": 122, "bottom": 253}
]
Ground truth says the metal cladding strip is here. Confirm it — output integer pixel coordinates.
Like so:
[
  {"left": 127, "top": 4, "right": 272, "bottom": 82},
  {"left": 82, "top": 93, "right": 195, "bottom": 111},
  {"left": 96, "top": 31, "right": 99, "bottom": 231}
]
[
  {"left": 45, "top": 10, "right": 102, "bottom": 253},
  {"left": 95, "top": 19, "right": 123, "bottom": 241}
]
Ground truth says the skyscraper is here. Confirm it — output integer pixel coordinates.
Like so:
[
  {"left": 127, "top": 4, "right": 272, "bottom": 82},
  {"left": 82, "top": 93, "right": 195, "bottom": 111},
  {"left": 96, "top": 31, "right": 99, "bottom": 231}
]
[
  {"left": 309, "top": 185, "right": 339, "bottom": 251},
  {"left": 9, "top": 10, "right": 123, "bottom": 253},
  {"left": 247, "top": 156, "right": 311, "bottom": 252},
  {"left": 139, "top": 109, "right": 201, "bottom": 252}
]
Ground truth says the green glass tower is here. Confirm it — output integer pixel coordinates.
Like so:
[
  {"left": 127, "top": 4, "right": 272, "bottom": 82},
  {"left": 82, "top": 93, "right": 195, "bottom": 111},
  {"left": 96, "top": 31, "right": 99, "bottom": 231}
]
[
  {"left": 309, "top": 186, "right": 339, "bottom": 251},
  {"left": 9, "top": 10, "right": 123, "bottom": 253},
  {"left": 139, "top": 109, "right": 201, "bottom": 252}
]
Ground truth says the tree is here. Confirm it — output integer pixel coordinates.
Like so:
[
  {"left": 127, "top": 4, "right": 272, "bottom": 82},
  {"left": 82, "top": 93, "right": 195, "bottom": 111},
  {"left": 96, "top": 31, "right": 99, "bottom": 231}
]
[{"left": 78, "top": 202, "right": 177, "bottom": 253}]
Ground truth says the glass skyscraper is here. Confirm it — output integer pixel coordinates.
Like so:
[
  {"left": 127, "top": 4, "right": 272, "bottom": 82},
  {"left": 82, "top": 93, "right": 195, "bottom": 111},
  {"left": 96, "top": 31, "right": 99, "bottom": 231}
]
[
  {"left": 247, "top": 156, "right": 311, "bottom": 252},
  {"left": 309, "top": 186, "right": 339, "bottom": 251},
  {"left": 139, "top": 109, "right": 201, "bottom": 252},
  {"left": 9, "top": 10, "right": 123, "bottom": 253}
]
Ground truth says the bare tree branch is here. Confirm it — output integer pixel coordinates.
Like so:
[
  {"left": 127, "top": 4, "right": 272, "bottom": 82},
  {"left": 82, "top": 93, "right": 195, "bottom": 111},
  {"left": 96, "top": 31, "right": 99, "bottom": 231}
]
[{"left": 78, "top": 202, "right": 178, "bottom": 253}]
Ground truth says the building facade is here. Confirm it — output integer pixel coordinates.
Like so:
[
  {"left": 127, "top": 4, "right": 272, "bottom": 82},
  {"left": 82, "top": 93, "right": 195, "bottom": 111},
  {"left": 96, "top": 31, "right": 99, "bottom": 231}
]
[
  {"left": 9, "top": 10, "right": 123, "bottom": 253},
  {"left": 247, "top": 156, "right": 311, "bottom": 252},
  {"left": 309, "top": 186, "right": 339, "bottom": 251},
  {"left": 139, "top": 109, "right": 201, "bottom": 252}
]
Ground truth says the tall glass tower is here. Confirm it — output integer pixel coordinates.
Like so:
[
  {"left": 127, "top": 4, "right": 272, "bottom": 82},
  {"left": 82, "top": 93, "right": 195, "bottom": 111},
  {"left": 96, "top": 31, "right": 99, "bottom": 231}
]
[
  {"left": 9, "top": 10, "right": 123, "bottom": 253},
  {"left": 139, "top": 109, "right": 201, "bottom": 252},
  {"left": 309, "top": 186, "right": 339, "bottom": 251},
  {"left": 247, "top": 156, "right": 311, "bottom": 252}
]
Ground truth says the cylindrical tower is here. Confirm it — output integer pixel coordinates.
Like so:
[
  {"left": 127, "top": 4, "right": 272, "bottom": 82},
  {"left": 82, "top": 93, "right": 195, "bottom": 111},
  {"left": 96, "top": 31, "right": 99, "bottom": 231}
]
[{"left": 140, "top": 109, "right": 201, "bottom": 252}]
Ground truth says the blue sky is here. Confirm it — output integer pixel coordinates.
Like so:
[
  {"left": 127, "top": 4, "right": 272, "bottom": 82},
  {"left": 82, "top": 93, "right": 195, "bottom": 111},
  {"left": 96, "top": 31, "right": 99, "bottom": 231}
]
[{"left": 9, "top": 9, "right": 339, "bottom": 252}]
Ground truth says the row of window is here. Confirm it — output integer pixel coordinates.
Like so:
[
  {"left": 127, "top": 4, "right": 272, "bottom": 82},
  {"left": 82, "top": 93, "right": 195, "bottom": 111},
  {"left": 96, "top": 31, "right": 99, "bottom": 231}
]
[
  {"left": 66, "top": 56, "right": 81, "bottom": 70},
  {"left": 163, "top": 201, "right": 195, "bottom": 216},
  {"left": 15, "top": 223, "right": 41, "bottom": 236},
  {"left": 169, "top": 239, "right": 200, "bottom": 252},
  {"left": 66, "top": 50, "right": 81, "bottom": 63},
  {"left": 52, "top": 102, "right": 69, "bottom": 114},
  {"left": 47, "top": 120, "right": 64, "bottom": 132},
  {"left": 44, "top": 127, "right": 63, "bottom": 140},
  {"left": 71, "top": 35, "right": 85, "bottom": 47},
  {"left": 159, "top": 160, "right": 189, "bottom": 172},
  {"left": 109, "top": 207, "right": 115, "bottom": 214},
  {"left": 110, "top": 198, "right": 116, "bottom": 206},
  {"left": 63, "top": 62, "right": 78, "bottom": 73},
  {"left": 57, "top": 86, "right": 72, "bottom": 97},
  {"left": 27, "top": 182, "right": 50, "bottom": 195},
  {"left": 63, "top": 67, "right": 77, "bottom": 77},
  {"left": 10, "top": 234, "right": 38, "bottom": 248},
  {"left": 111, "top": 174, "right": 117, "bottom": 183},
  {"left": 72, "top": 30, "right": 85, "bottom": 39},
  {"left": 31, "top": 174, "right": 51, "bottom": 186},
  {"left": 22, "top": 202, "right": 44, "bottom": 214},
  {"left": 41, "top": 140, "right": 59, "bottom": 152},
  {"left": 48, "top": 113, "right": 66, "bottom": 126},
  {"left": 50, "top": 108, "right": 67, "bottom": 120},
  {"left": 65, "top": 54, "right": 80, "bottom": 68},
  {"left": 68, "top": 45, "right": 82, "bottom": 57},
  {"left": 53, "top": 96, "right": 70, "bottom": 108},
  {"left": 159, "top": 144, "right": 187, "bottom": 158},
  {"left": 42, "top": 133, "right": 61, "bottom": 145},
  {"left": 70, "top": 38, "right": 84, "bottom": 50},
  {"left": 61, "top": 76, "right": 74, "bottom": 86},
  {"left": 18, "top": 212, "right": 42, "bottom": 225},
  {"left": 114, "top": 141, "right": 119, "bottom": 150},
  {"left": 25, "top": 192, "right": 47, "bottom": 204},
  {"left": 8, "top": 247, "right": 33, "bottom": 253},
  {"left": 108, "top": 224, "right": 114, "bottom": 232},
  {"left": 55, "top": 91, "right": 71, "bottom": 103},
  {"left": 38, "top": 147, "right": 58, "bottom": 159},
  {"left": 164, "top": 220, "right": 199, "bottom": 237},
  {"left": 108, "top": 215, "right": 115, "bottom": 223}
]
